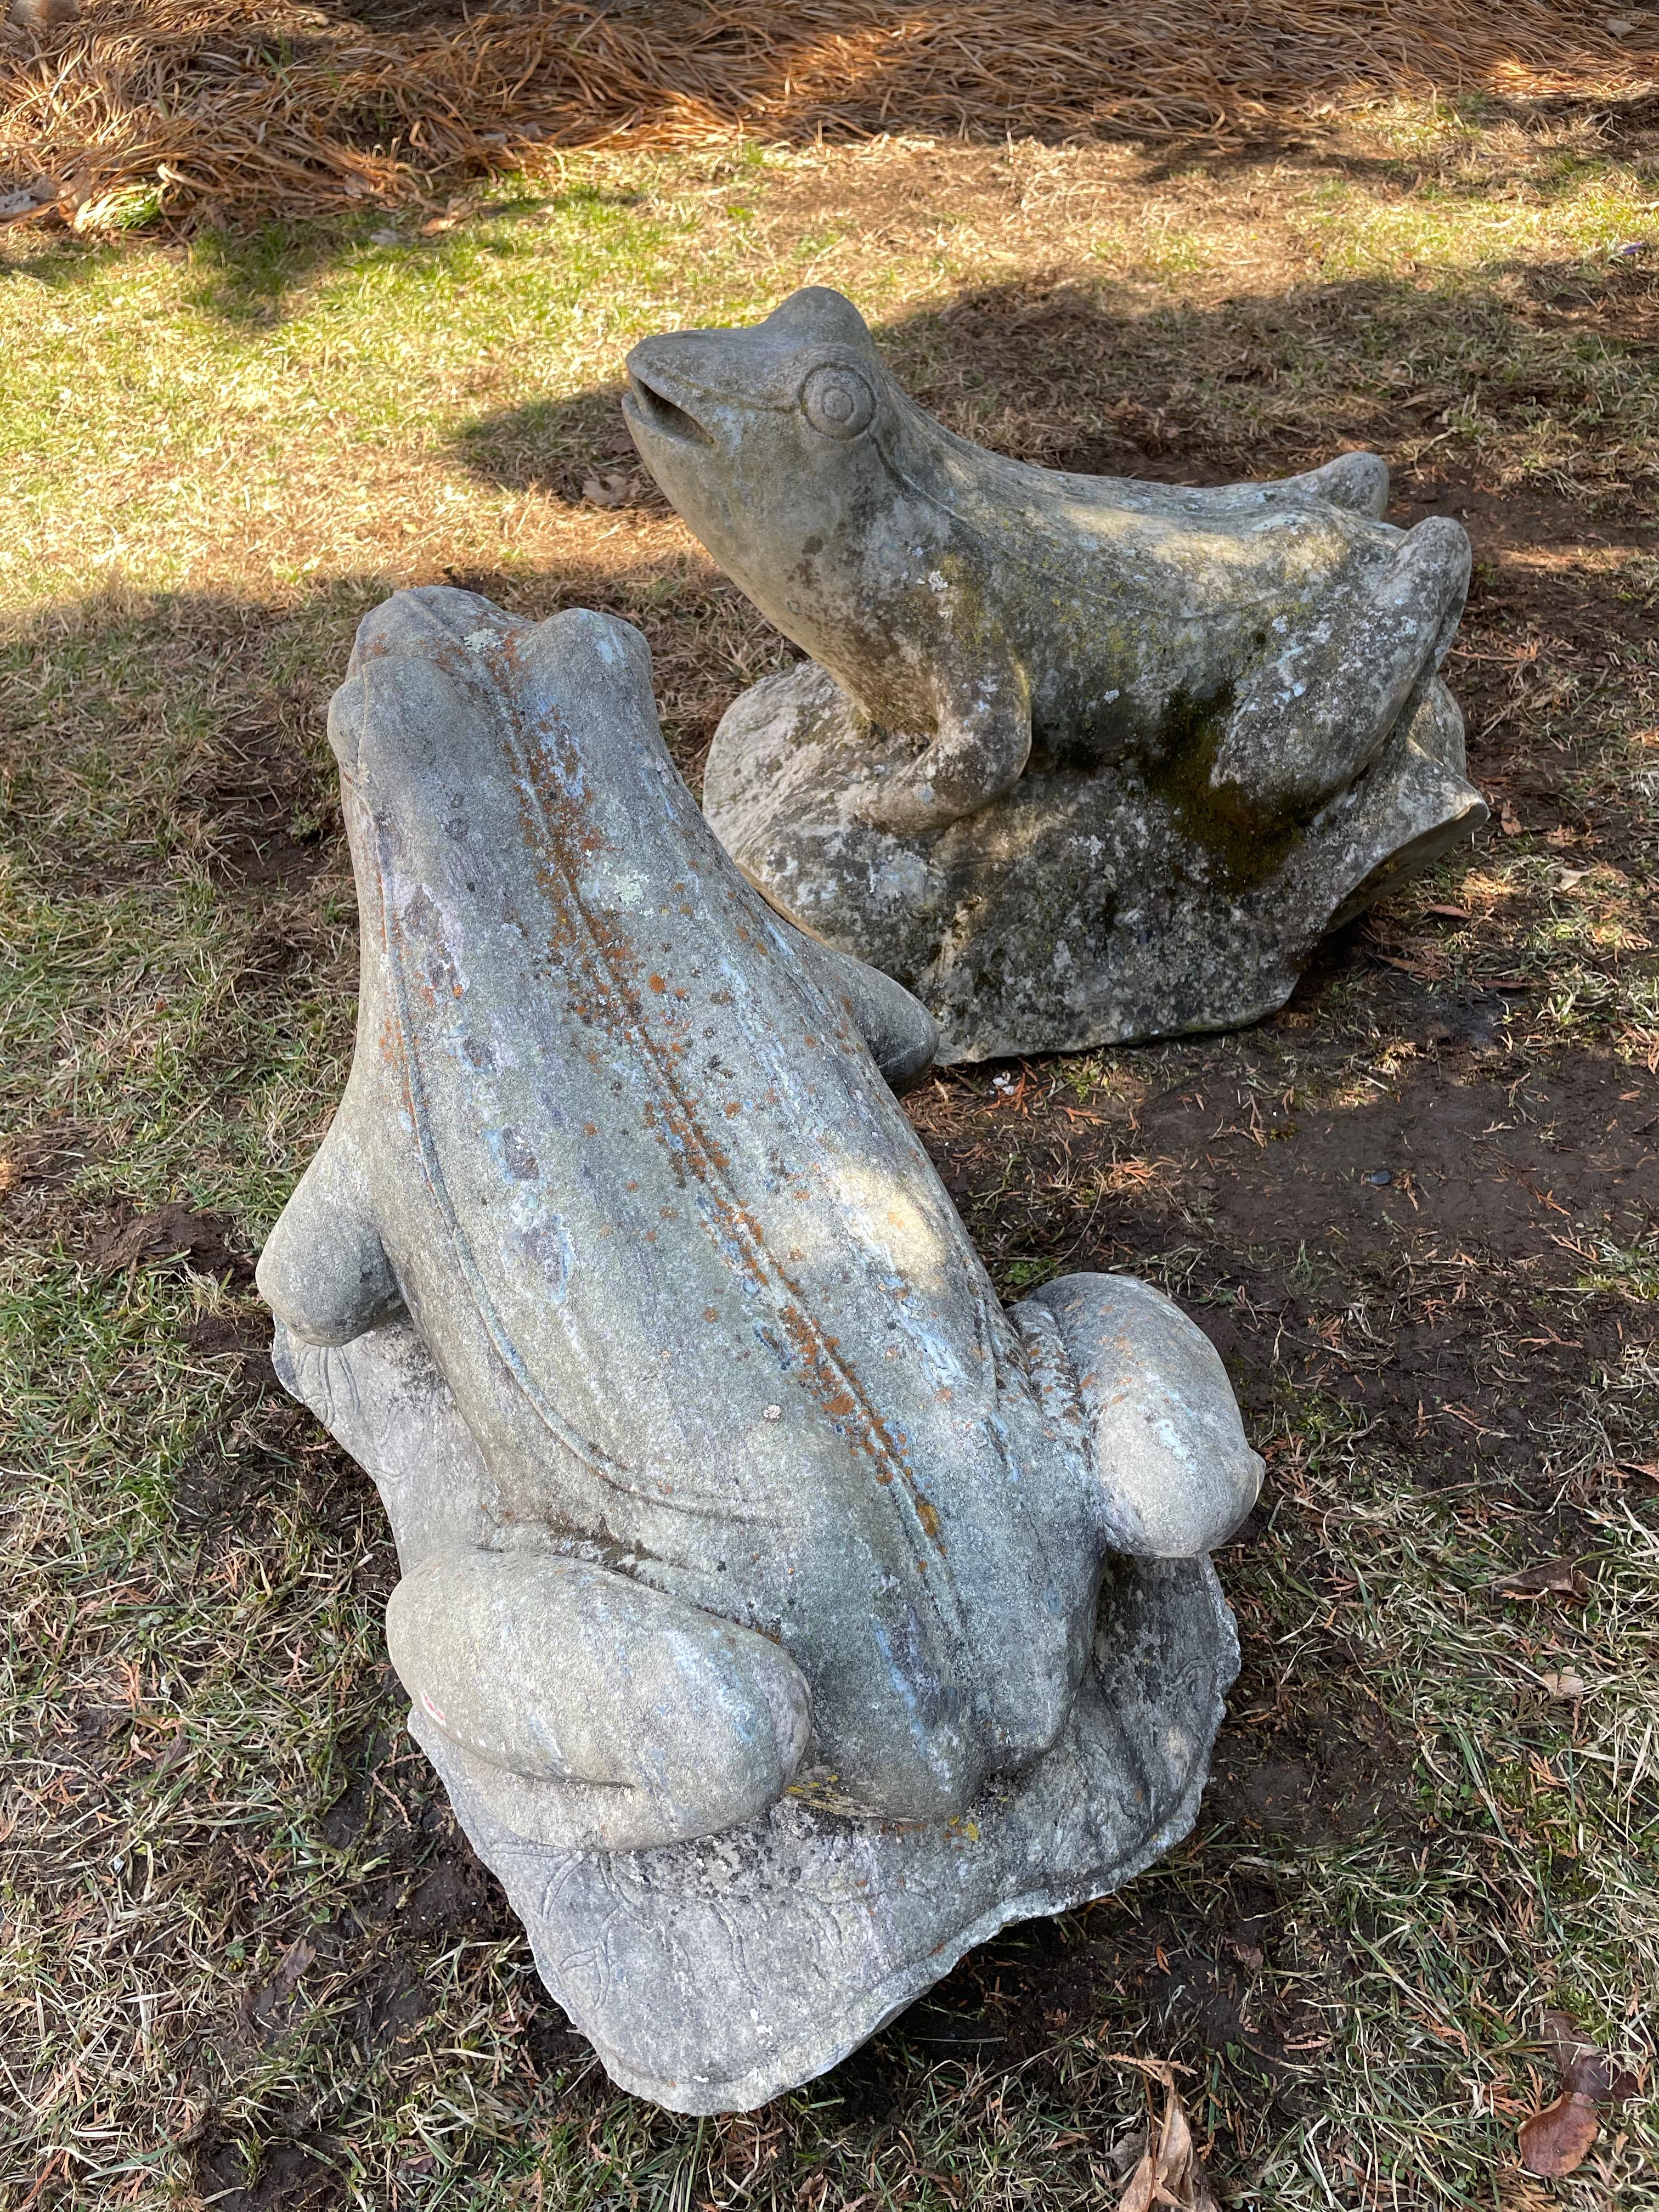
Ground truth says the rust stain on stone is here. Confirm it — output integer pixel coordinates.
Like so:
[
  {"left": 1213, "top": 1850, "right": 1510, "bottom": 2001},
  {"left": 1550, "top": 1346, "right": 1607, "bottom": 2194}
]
[{"left": 466, "top": 629, "right": 951, "bottom": 1568}]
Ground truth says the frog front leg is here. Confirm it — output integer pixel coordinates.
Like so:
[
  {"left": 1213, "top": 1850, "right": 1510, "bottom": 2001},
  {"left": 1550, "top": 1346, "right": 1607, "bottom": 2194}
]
[
  {"left": 391, "top": 1547, "right": 812, "bottom": 1852},
  {"left": 853, "top": 651, "right": 1032, "bottom": 837},
  {"left": 1015, "top": 1272, "right": 1262, "bottom": 1559},
  {"left": 784, "top": 927, "right": 939, "bottom": 1092}
]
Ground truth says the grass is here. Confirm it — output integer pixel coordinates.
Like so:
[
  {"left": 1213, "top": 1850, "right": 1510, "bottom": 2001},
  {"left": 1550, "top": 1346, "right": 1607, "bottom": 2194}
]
[{"left": 3, "top": 98, "right": 1659, "bottom": 2211}]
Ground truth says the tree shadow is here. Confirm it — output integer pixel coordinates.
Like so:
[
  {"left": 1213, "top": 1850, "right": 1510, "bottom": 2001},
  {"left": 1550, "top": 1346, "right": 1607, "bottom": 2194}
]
[
  {"left": 184, "top": 218, "right": 374, "bottom": 330},
  {"left": 0, "top": 179, "right": 645, "bottom": 329},
  {"left": 1132, "top": 84, "right": 1659, "bottom": 189},
  {"left": 178, "top": 183, "right": 628, "bottom": 329}
]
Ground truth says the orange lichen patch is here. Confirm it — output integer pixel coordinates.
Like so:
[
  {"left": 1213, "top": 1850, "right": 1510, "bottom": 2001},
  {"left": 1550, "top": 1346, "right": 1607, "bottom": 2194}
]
[{"left": 3, "top": 0, "right": 1654, "bottom": 232}]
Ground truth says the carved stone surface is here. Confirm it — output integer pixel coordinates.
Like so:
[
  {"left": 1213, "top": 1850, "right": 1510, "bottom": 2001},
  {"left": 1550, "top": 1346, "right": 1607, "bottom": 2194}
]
[
  {"left": 259, "top": 586, "right": 1259, "bottom": 2109},
  {"left": 623, "top": 287, "right": 1487, "bottom": 1062}
]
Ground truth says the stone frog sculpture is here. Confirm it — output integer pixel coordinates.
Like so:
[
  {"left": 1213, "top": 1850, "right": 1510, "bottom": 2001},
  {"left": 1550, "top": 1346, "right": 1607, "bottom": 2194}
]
[
  {"left": 258, "top": 585, "right": 1260, "bottom": 2109},
  {"left": 624, "top": 287, "right": 1487, "bottom": 1060}
]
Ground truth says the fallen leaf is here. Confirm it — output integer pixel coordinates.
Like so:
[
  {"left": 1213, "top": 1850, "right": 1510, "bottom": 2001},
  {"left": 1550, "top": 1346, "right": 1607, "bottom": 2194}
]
[
  {"left": 1115, "top": 2081, "right": 1221, "bottom": 2212},
  {"left": 1518, "top": 2091, "right": 1599, "bottom": 2177},
  {"left": 1542, "top": 2009, "right": 1608, "bottom": 2100},
  {"left": 1119, "top": 2157, "right": 1155, "bottom": 2212},
  {"left": 276, "top": 1933, "right": 317, "bottom": 1987},
  {"left": 1422, "top": 903, "right": 1471, "bottom": 919},
  {"left": 1494, "top": 1558, "right": 1590, "bottom": 1601},
  {"left": 582, "top": 471, "right": 631, "bottom": 509},
  {"left": 244, "top": 1931, "right": 319, "bottom": 2026},
  {"left": 1500, "top": 802, "right": 1524, "bottom": 835},
  {"left": 1539, "top": 2008, "right": 1639, "bottom": 2103},
  {"left": 1537, "top": 1671, "right": 1588, "bottom": 1699}
]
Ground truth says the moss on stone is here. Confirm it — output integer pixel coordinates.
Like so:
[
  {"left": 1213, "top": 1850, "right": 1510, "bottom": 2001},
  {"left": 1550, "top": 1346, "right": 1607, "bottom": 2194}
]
[{"left": 1143, "top": 682, "right": 1301, "bottom": 894}]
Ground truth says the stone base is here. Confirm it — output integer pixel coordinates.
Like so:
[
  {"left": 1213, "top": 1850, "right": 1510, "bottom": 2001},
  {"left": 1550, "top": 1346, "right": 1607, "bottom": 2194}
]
[
  {"left": 411, "top": 1556, "right": 1238, "bottom": 2113},
  {"left": 703, "top": 663, "right": 1487, "bottom": 1064}
]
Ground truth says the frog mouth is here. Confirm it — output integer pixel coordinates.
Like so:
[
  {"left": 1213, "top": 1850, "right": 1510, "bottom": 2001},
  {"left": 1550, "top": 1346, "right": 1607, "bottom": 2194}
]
[{"left": 624, "top": 368, "right": 713, "bottom": 449}]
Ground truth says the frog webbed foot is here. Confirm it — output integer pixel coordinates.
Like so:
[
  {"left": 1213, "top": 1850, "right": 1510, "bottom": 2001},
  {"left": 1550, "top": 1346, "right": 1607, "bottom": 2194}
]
[
  {"left": 1270, "top": 450, "right": 1391, "bottom": 518},
  {"left": 1015, "top": 1272, "right": 1262, "bottom": 1559},
  {"left": 1173, "top": 452, "right": 1390, "bottom": 521},
  {"left": 390, "top": 1549, "right": 813, "bottom": 1852},
  {"left": 1214, "top": 513, "right": 1471, "bottom": 819}
]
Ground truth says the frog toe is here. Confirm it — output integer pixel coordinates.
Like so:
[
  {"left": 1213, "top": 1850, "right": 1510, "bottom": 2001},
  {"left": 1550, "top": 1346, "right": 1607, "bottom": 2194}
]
[
  {"left": 792, "top": 930, "right": 938, "bottom": 1092},
  {"left": 257, "top": 1126, "right": 403, "bottom": 1347},
  {"left": 1286, "top": 450, "right": 1391, "bottom": 517}
]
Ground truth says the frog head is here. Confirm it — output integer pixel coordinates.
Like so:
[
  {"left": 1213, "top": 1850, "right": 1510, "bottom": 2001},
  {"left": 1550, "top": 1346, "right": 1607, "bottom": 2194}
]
[{"left": 624, "top": 289, "right": 913, "bottom": 665}]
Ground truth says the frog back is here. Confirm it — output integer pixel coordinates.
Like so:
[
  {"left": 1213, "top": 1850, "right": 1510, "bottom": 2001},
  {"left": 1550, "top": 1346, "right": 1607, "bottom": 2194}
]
[{"left": 340, "top": 592, "right": 1097, "bottom": 1802}]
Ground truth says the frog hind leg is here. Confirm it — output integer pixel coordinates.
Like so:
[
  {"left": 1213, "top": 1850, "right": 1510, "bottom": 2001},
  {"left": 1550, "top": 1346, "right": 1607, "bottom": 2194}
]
[
  {"left": 1014, "top": 1272, "right": 1262, "bottom": 1559},
  {"left": 1213, "top": 512, "right": 1471, "bottom": 818},
  {"left": 390, "top": 1548, "right": 813, "bottom": 1852},
  {"left": 1178, "top": 452, "right": 1389, "bottom": 520},
  {"left": 256, "top": 1115, "right": 404, "bottom": 1347}
]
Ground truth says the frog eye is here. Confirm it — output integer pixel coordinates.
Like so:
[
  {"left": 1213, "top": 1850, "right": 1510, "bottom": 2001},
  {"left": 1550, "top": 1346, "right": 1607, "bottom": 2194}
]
[{"left": 800, "top": 363, "right": 877, "bottom": 440}]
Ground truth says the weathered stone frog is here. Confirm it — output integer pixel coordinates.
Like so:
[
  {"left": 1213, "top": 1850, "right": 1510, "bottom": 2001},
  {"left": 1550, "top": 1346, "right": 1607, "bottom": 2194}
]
[
  {"left": 259, "top": 587, "right": 1259, "bottom": 2104},
  {"left": 625, "top": 285, "right": 1469, "bottom": 836},
  {"left": 624, "top": 288, "right": 1486, "bottom": 1060}
]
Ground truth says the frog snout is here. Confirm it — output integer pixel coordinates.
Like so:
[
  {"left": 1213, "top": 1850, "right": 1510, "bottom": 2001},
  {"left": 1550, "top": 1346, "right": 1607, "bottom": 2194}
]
[{"left": 623, "top": 359, "right": 714, "bottom": 449}]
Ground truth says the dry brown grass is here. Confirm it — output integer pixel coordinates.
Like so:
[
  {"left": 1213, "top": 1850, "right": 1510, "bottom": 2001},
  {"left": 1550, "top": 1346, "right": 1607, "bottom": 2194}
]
[{"left": 3, "top": 0, "right": 1658, "bottom": 232}]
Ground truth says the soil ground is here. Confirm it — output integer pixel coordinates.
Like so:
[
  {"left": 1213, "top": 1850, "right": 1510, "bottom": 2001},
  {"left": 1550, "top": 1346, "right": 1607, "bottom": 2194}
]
[{"left": 2, "top": 104, "right": 1658, "bottom": 2211}]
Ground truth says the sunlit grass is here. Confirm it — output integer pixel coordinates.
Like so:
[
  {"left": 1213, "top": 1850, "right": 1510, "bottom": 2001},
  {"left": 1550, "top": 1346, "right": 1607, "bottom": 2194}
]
[{"left": 5, "top": 117, "right": 1659, "bottom": 605}]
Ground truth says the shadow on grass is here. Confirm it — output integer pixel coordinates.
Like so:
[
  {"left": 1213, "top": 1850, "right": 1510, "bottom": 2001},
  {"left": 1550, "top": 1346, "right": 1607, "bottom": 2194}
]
[
  {"left": 0, "top": 552, "right": 783, "bottom": 884},
  {"left": 7, "top": 522, "right": 1658, "bottom": 2206},
  {"left": 451, "top": 255, "right": 1659, "bottom": 521}
]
